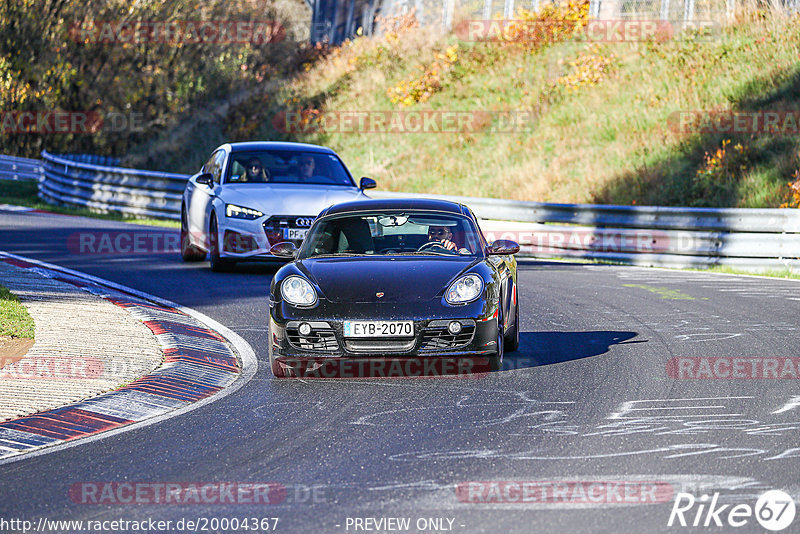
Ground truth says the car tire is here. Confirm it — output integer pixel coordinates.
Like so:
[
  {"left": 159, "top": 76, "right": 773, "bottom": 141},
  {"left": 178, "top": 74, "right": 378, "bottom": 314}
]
[
  {"left": 270, "top": 355, "right": 287, "bottom": 378},
  {"left": 180, "top": 206, "right": 206, "bottom": 262},
  {"left": 504, "top": 289, "right": 520, "bottom": 352},
  {"left": 209, "top": 214, "right": 236, "bottom": 272},
  {"left": 267, "top": 321, "right": 286, "bottom": 378},
  {"left": 488, "top": 307, "right": 504, "bottom": 372}
]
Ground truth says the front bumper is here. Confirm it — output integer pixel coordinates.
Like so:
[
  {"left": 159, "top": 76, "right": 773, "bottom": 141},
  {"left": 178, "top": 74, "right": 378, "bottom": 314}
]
[
  {"left": 268, "top": 298, "right": 499, "bottom": 377},
  {"left": 218, "top": 214, "right": 312, "bottom": 260}
]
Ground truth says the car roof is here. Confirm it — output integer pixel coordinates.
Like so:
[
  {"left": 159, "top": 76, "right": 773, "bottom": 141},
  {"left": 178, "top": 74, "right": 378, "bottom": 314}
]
[
  {"left": 319, "top": 198, "right": 471, "bottom": 218},
  {"left": 226, "top": 141, "right": 336, "bottom": 154}
]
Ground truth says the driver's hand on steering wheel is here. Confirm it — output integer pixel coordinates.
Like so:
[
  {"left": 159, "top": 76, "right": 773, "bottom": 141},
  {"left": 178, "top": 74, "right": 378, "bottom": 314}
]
[{"left": 436, "top": 239, "right": 458, "bottom": 251}]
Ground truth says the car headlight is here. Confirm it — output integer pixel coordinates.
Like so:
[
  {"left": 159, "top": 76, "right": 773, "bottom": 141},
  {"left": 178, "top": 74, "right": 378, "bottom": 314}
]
[
  {"left": 281, "top": 276, "right": 318, "bottom": 307},
  {"left": 226, "top": 204, "right": 264, "bottom": 220},
  {"left": 446, "top": 274, "right": 483, "bottom": 304}
]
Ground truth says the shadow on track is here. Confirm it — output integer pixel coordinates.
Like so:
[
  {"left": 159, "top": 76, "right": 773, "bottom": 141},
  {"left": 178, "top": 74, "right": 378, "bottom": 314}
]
[{"left": 501, "top": 330, "right": 641, "bottom": 371}]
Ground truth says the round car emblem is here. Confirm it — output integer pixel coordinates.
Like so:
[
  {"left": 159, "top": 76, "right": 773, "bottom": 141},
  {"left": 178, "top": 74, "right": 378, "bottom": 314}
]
[
  {"left": 376, "top": 292, "right": 384, "bottom": 298},
  {"left": 295, "top": 217, "right": 314, "bottom": 227}
]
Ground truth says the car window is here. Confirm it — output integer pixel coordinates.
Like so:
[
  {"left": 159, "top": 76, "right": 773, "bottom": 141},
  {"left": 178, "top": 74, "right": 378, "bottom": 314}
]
[
  {"left": 210, "top": 150, "right": 225, "bottom": 184},
  {"left": 299, "top": 211, "right": 482, "bottom": 258},
  {"left": 201, "top": 149, "right": 225, "bottom": 183},
  {"left": 224, "top": 150, "right": 354, "bottom": 186},
  {"left": 202, "top": 151, "right": 218, "bottom": 174}
]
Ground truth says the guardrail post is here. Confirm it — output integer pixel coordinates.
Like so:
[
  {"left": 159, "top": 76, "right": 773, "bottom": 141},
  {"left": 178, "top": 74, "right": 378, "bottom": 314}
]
[
  {"left": 503, "top": 0, "right": 515, "bottom": 18},
  {"left": 442, "top": 0, "right": 455, "bottom": 30},
  {"left": 683, "top": 0, "right": 695, "bottom": 23}
]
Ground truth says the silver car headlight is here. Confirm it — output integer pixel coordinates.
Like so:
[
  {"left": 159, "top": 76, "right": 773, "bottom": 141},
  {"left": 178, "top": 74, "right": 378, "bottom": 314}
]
[
  {"left": 281, "top": 276, "right": 318, "bottom": 307},
  {"left": 446, "top": 274, "right": 483, "bottom": 304},
  {"left": 226, "top": 204, "right": 264, "bottom": 220}
]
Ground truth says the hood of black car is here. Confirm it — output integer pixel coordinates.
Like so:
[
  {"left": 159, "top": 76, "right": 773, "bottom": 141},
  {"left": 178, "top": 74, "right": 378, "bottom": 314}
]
[{"left": 298, "top": 256, "right": 477, "bottom": 303}]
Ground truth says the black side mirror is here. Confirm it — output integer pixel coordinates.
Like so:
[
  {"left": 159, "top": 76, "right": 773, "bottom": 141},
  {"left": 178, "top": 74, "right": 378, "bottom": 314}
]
[
  {"left": 196, "top": 173, "right": 213, "bottom": 186},
  {"left": 270, "top": 241, "right": 298, "bottom": 259},
  {"left": 359, "top": 177, "right": 377, "bottom": 190},
  {"left": 487, "top": 239, "right": 520, "bottom": 255}
]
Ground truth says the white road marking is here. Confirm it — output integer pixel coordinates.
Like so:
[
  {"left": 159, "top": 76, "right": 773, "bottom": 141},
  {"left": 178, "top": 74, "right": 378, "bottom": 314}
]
[{"left": 773, "top": 396, "right": 800, "bottom": 415}]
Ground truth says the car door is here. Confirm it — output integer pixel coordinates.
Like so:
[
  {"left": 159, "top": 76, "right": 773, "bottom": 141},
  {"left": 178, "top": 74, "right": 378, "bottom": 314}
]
[
  {"left": 188, "top": 149, "right": 226, "bottom": 239},
  {"left": 473, "top": 210, "right": 514, "bottom": 333}
]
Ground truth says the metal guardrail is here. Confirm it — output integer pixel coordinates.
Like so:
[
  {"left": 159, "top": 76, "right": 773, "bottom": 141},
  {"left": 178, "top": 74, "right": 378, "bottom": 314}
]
[
  {"left": 40, "top": 151, "right": 187, "bottom": 220},
  {"left": 370, "top": 191, "right": 800, "bottom": 232},
  {"left": 23, "top": 151, "right": 800, "bottom": 271},
  {"left": 0, "top": 155, "right": 44, "bottom": 182},
  {"left": 370, "top": 191, "right": 800, "bottom": 270}
]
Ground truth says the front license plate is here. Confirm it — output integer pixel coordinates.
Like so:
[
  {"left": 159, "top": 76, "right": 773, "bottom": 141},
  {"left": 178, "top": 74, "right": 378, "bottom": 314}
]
[
  {"left": 343, "top": 321, "right": 414, "bottom": 337},
  {"left": 284, "top": 228, "right": 309, "bottom": 240}
]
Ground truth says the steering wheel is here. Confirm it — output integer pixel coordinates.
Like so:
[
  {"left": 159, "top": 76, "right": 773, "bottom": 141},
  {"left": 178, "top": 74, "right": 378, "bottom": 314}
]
[{"left": 417, "top": 241, "right": 451, "bottom": 253}]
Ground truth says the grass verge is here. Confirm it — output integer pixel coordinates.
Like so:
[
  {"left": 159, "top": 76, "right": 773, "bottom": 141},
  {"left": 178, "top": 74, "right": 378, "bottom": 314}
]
[
  {"left": 0, "top": 285, "right": 34, "bottom": 339},
  {"left": 684, "top": 265, "right": 800, "bottom": 280},
  {"left": 0, "top": 181, "right": 179, "bottom": 228},
  {"left": 519, "top": 256, "right": 800, "bottom": 279}
]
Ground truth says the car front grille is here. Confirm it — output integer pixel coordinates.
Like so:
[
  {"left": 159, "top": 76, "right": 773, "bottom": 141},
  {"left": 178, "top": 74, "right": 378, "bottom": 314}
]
[
  {"left": 344, "top": 339, "right": 416, "bottom": 353},
  {"left": 285, "top": 319, "right": 476, "bottom": 355},
  {"left": 263, "top": 215, "right": 314, "bottom": 247},
  {"left": 420, "top": 319, "right": 476, "bottom": 352},
  {"left": 286, "top": 321, "right": 338, "bottom": 352}
]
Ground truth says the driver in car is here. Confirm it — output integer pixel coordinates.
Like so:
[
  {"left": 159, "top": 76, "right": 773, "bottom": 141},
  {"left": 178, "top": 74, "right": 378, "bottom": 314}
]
[
  {"left": 242, "top": 157, "right": 269, "bottom": 182},
  {"left": 427, "top": 225, "right": 469, "bottom": 254}
]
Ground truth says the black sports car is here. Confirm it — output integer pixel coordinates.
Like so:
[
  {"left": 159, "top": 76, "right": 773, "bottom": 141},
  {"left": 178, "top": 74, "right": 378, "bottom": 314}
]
[{"left": 267, "top": 198, "right": 520, "bottom": 378}]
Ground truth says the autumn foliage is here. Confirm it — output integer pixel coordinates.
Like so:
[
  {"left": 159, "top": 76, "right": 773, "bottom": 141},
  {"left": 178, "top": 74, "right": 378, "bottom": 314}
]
[{"left": 0, "top": 0, "right": 310, "bottom": 158}]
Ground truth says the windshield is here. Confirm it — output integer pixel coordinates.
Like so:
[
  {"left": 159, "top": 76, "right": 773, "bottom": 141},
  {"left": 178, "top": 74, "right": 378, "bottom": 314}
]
[
  {"left": 225, "top": 150, "right": 355, "bottom": 186},
  {"left": 297, "top": 211, "right": 484, "bottom": 259}
]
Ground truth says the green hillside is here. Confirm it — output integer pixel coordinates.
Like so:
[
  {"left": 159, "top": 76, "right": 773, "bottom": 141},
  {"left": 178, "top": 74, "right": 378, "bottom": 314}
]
[
  {"left": 132, "top": 4, "right": 800, "bottom": 207},
  {"left": 4, "top": 1, "right": 800, "bottom": 208}
]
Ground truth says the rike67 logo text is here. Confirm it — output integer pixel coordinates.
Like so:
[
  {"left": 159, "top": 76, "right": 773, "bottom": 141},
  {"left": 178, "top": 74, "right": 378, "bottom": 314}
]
[{"left": 668, "top": 490, "right": 796, "bottom": 531}]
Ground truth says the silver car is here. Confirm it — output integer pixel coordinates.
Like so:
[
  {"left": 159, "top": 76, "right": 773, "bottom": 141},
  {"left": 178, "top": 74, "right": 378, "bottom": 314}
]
[{"left": 181, "top": 141, "right": 375, "bottom": 271}]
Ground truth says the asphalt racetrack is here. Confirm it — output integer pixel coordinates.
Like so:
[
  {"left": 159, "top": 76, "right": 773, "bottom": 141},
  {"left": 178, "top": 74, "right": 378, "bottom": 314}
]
[{"left": 2, "top": 208, "right": 800, "bottom": 533}]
